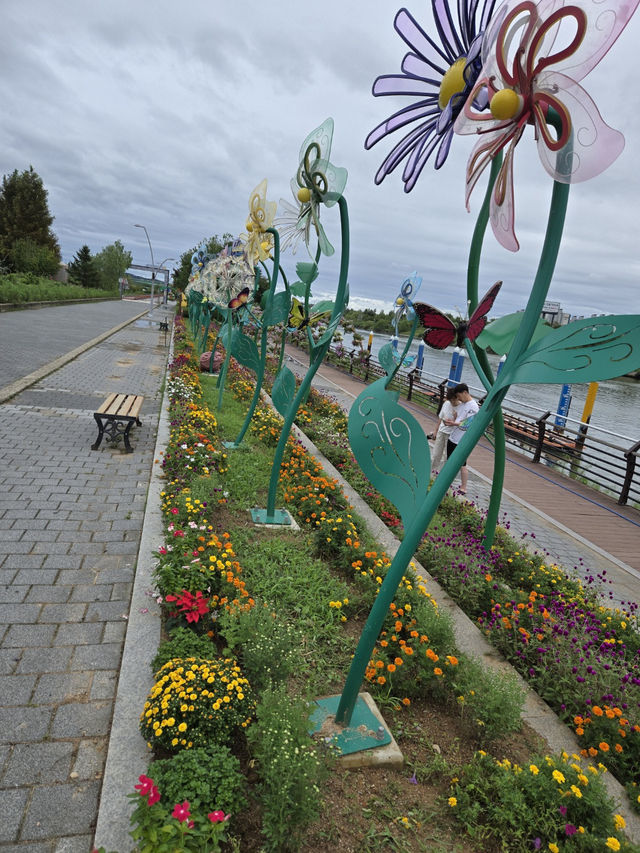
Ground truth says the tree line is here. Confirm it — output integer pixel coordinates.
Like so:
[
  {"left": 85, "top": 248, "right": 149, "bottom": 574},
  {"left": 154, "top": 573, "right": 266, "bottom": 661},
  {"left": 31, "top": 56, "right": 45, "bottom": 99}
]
[{"left": 0, "top": 166, "right": 132, "bottom": 290}]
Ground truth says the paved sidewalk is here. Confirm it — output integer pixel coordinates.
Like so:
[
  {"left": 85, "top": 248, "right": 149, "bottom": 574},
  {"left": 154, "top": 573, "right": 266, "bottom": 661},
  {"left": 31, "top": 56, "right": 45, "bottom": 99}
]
[{"left": 0, "top": 302, "right": 172, "bottom": 850}]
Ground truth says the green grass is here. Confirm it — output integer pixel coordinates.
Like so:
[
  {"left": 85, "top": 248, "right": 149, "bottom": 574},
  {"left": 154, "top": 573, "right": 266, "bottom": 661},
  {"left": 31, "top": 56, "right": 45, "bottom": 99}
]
[{"left": 0, "top": 272, "right": 117, "bottom": 303}]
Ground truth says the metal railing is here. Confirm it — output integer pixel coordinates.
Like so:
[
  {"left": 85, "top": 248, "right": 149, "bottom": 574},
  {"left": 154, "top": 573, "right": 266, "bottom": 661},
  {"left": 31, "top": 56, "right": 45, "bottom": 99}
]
[{"left": 321, "top": 344, "right": 640, "bottom": 508}]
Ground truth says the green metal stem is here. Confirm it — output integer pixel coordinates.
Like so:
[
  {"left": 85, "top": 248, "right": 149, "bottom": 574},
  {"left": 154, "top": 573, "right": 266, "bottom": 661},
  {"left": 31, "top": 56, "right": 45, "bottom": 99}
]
[
  {"left": 265, "top": 197, "right": 350, "bottom": 520},
  {"left": 216, "top": 314, "right": 233, "bottom": 411},
  {"left": 336, "top": 176, "right": 570, "bottom": 725},
  {"left": 232, "top": 230, "right": 281, "bottom": 447},
  {"left": 465, "top": 154, "right": 506, "bottom": 550}
]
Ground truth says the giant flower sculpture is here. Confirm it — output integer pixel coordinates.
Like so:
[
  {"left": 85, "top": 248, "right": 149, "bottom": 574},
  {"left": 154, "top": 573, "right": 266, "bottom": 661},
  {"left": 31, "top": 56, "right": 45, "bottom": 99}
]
[
  {"left": 455, "top": 0, "right": 638, "bottom": 251},
  {"left": 293, "top": 117, "right": 347, "bottom": 256},
  {"left": 239, "top": 179, "right": 277, "bottom": 267},
  {"left": 275, "top": 182, "right": 312, "bottom": 256},
  {"left": 199, "top": 254, "right": 253, "bottom": 309},
  {"left": 365, "top": 0, "right": 498, "bottom": 190}
]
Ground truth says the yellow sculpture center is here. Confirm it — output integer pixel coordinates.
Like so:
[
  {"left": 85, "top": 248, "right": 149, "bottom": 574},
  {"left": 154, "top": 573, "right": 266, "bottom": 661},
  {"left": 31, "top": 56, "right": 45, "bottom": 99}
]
[
  {"left": 438, "top": 58, "right": 467, "bottom": 110},
  {"left": 490, "top": 88, "right": 522, "bottom": 120},
  {"left": 245, "top": 220, "right": 254, "bottom": 232},
  {"left": 297, "top": 187, "right": 311, "bottom": 203}
]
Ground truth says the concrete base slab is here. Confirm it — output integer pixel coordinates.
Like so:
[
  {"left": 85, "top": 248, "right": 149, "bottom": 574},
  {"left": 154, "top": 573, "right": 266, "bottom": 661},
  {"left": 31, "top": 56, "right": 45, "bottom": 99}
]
[
  {"left": 311, "top": 692, "right": 403, "bottom": 769},
  {"left": 250, "top": 508, "right": 299, "bottom": 529}
]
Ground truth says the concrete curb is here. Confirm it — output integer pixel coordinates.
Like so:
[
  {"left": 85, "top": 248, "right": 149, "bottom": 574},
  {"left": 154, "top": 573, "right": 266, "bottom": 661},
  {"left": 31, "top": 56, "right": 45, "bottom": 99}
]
[
  {"left": 0, "top": 307, "right": 150, "bottom": 404},
  {"left": 290, "top": 421, "right": 640, "bottom": 842},
  {"left": 93, "top": 330, "right": 173, "bottom": 853}
]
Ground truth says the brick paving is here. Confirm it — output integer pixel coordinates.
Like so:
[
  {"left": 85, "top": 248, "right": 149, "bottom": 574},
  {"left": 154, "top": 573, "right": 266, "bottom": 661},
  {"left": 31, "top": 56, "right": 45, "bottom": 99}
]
[{"left": 0, "top": 301, "right": 171, "bottom": 851}]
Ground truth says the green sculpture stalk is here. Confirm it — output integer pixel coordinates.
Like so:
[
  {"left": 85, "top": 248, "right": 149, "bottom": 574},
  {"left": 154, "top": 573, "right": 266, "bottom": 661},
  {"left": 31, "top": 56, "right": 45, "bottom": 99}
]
[
  {"left": 231, "top": 229, "right": 281, "bottom": 447},
  {"left": 465, "top": 154, "right": 504, "bottom": 549},
  {"left": 265, "top": 196, "right": 350, "bottom": 520},
  {"left": 335, "top": 176, "right": 570, "bottom": 725}
]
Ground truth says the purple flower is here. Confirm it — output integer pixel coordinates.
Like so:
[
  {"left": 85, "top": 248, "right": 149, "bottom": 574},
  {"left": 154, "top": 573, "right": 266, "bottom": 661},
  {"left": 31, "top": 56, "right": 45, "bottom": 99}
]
[
  {"left": 565, "top": 824, "right": 577, "bottom": 836},
  {"left": 365, "top": 0, "right": 498, "bottom": 190}
]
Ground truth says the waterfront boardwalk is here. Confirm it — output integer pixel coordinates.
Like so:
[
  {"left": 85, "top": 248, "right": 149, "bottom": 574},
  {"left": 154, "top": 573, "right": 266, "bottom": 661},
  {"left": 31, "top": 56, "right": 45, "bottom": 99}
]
[{"left": 0, "top": 300, "right": 170, "bottom": 851}]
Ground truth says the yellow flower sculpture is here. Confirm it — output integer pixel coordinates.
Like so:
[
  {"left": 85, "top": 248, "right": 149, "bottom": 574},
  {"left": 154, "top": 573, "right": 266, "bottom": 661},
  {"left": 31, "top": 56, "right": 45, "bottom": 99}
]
[{"left": 240, "top": 178, "right": 276, "bottom": 266}]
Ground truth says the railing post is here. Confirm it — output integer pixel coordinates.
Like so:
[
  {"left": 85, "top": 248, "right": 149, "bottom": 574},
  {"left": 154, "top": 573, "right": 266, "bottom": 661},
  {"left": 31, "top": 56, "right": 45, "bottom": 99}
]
[
  {"left": 408, "top": 369, "right": 416, "bottom": 401},
  {"left": 364, "top": 354, "right": 370, "bottom": 383},
  {"left": 619, "top": 439, "right": 640, "bottom": 505},
  {"left": 533, "top": 411, "right": 551, "bottom": 463},
  {"left": 349, "top": 349, "right": 355, "bottom": 374},
  {"left": 437, "top": 379, "right": 447, "bottom": 414}
]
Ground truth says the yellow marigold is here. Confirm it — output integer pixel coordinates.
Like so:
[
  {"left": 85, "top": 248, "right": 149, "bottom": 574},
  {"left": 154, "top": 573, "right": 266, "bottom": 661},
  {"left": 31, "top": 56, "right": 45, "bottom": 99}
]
[
  {"left": 552, "top": 770, "right": 565, "bottom": 784},
  {"left": 613, "top": 815, "right": 625, "bottom": 830},
  {"left": 606, "top": 839, "right": 621, "bottom": 851},
  {"left": 549, "top": 844, "right": 559, "bottom": 853},
  {"left": 448, "top": 797, "right": 457, "bottom": 807},
  {"left": 529, "top": 765, "right": 539, "bottom": 775}
]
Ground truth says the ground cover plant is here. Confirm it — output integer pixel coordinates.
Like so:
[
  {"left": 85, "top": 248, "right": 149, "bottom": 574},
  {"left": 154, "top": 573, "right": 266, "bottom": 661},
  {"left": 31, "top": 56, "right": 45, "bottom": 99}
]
[{"left": 112, "top": 317, "right": 639, "bottom": 852}]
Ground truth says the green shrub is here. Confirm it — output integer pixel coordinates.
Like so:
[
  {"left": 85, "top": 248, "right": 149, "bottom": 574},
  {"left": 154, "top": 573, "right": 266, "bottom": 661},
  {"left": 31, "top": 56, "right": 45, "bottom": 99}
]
[
  {"left": 248, "top": 685, "right": 328, "bottom": 852},
  {"left": 451, "top": 654, "right": 524, "bottom": 743},
  {"left": 150, "top": 744, "right": 246, "bottom": 817},
  {"left": 219, "top": 601, "right": 303, "bottom": 693},
  {"left": 152, "top": 627, "right": 216, "bottom": 675}
]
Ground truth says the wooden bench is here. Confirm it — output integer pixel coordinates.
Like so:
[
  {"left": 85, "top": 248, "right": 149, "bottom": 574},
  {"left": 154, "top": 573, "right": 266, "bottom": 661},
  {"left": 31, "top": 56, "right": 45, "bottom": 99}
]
[{"left": 92, "top": 393, "right": 144, "bottom": 453}]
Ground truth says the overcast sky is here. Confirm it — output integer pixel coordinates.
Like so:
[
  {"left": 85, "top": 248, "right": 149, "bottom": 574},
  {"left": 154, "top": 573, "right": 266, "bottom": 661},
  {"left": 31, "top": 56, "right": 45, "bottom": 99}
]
[{"left": 3, "top": 0, "right": 639, "bottom": 319}]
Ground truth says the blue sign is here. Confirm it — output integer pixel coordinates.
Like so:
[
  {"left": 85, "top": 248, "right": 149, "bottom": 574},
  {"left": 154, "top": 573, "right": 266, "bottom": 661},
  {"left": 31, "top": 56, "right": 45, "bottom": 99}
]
[{"left": 555, "top": 383, "right": 572, "bottom": 428}]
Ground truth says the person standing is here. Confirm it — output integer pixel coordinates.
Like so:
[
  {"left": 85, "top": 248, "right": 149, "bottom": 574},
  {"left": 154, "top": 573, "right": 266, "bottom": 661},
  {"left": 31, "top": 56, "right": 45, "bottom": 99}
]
[
  {"left": 430, "top": 386, "right": 460, "bottom": 474},
  {"left": 446, "top": 383, "right": 479, "bottom": 495}
]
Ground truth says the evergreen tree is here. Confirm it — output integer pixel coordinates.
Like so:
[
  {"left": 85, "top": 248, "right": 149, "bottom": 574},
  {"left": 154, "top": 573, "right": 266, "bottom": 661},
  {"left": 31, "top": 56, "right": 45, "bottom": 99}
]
[
  {"left": 67, "top": 245, "right": 101, "bottom": 289},
  {"left": 94, "top": 240, "right": 133, "bottom": 289},
  {"left": 0, "top": 166, "right": 60, "bottom": 267}
]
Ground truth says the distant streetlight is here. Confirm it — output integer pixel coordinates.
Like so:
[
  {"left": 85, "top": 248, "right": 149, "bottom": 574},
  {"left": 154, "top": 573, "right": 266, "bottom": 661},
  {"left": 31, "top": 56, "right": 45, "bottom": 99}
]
[{"left": 134, "top": 224, "right": 156, "bottom": 311}]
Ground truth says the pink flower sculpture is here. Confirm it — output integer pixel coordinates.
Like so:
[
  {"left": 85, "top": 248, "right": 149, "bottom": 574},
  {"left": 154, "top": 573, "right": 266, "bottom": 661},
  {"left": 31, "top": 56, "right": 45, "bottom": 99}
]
[{"left": 454, "top": 0, "right": 639, "bottom": 251}]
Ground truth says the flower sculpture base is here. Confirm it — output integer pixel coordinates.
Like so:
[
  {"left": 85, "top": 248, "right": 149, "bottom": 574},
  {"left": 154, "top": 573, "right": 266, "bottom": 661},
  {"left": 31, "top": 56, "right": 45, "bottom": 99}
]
[
  {"left": 250, "top": 507, "right": 297, "bottom": 527},
  {"left": 309, "top": 693, "right": 403, "bottom": 766}
]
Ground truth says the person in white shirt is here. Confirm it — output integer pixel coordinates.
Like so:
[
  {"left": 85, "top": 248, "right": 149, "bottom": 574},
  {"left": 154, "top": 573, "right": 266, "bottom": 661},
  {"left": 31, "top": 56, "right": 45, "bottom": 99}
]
[
  {"left": 446, "top": 384, "right": 479, "bottom": 495},
  {"left": 430, "top": 386, "right": 460, "bottom": 474}
]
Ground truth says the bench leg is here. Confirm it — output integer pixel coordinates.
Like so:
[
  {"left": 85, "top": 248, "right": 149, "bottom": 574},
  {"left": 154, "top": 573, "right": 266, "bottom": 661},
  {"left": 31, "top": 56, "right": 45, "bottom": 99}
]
[
  {"left": 92, "top": 414, "right": 105, "bottom": 450},
  {"left": 123, "top": 420, "right": 135, "bottom": 453}
]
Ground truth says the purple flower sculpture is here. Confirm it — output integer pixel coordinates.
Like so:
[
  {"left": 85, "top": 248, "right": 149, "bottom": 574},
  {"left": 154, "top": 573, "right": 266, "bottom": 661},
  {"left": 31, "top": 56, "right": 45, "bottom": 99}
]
[{"left": 365, "top": 0, "right": 498, "bottom": 190}]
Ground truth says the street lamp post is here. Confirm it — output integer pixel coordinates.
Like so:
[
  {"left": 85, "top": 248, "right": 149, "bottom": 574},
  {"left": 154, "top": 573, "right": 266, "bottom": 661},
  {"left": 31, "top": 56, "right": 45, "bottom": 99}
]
[{"left": 134, "top": 224, "right": 156, "bottom": 312}]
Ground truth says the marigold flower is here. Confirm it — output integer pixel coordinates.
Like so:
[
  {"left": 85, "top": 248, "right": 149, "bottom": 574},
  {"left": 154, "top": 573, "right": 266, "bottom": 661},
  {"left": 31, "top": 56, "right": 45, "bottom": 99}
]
[{"left": 606, "top": 839, "right": 621, "bottom": 851}]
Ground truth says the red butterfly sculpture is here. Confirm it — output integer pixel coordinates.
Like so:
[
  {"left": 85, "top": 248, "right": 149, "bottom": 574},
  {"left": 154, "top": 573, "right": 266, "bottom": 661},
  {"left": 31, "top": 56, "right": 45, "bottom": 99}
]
[{"left": 414, "top": 281, "right": 502, "bottom": 349}]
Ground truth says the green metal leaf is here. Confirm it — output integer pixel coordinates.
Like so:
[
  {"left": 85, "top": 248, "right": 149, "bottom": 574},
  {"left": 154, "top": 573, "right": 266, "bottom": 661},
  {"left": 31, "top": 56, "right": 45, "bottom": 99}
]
[
  {"left": 289, "top": 280, "right": 308, "bottom": 297},
  {"left": 230, "top": 328, "right": 260, "bottom": 375},
  {"left": 475, "top": 312, "right": 551, "bottom": 355},
  {"left": 295, "top": 262, "right": 319, "bottom": 286},
  {"left": 378, "top": 343, "right": 397, "bottom": 378},
  {"left": 502, "top": 315, "right": 640, "bottom": 385},
  {"left": 263, "top": 291, "right": 291, "bottom": 327},
  {"left": 348, "top": 377, "right": 431, "bottom": 530},
  {"left": 271, "top": 365, "right": 296, "bottom": 416}
]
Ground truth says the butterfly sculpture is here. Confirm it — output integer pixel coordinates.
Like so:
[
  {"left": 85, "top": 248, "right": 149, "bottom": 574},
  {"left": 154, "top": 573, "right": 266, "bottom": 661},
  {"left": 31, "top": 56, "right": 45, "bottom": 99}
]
[
  {"left": 228, "top": 287, "right": 250, "bottom": 311},
  {"left": 287, "top": 297, "right": 332, "bottom": 332},
  {"left": 414, "top": 281, "right": 502, "bottom": 349}
]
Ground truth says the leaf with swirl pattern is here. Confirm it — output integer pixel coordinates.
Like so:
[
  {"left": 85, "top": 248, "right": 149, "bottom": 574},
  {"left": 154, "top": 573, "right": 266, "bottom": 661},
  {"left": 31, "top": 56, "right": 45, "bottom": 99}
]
[
  {"left": 498, "top": 315, "right": 640, "bottom": 387},
  {"left": 271, "top": 366, "right": 296, "bottom": 417},
  {"left": 348, "top": 376, "right": 431, "bottom": 530}
]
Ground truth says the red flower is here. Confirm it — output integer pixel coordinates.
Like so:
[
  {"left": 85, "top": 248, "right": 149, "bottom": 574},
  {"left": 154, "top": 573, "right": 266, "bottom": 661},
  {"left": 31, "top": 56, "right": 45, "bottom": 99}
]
[
  {"left": 147, "top": 785, "right": 160, "bottom": 806},
  {"left": 134, "top": 774, "right": 155, "bottom": 796},
  {"left": 208, "top": 810, "right": 229, "bottom": 823},
  {"left": 172, "top": 801, "right": 191, "bottom": 822},
  {"left": 165, "top": 590, "right": 210, "bottom": 623}
]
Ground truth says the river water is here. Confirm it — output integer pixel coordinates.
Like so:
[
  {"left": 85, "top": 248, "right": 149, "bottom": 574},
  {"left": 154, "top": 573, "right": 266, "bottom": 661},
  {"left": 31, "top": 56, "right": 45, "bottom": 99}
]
[{"left": 352, "top": 331, "right": 640, "bottom": 447}]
